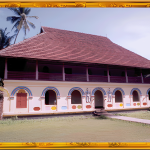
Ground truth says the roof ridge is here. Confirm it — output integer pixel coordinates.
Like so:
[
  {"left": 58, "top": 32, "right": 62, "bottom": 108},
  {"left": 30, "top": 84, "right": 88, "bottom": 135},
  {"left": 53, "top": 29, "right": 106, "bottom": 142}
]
[{"left": 42, "top": 26, "right": 110, "bottom": 40}]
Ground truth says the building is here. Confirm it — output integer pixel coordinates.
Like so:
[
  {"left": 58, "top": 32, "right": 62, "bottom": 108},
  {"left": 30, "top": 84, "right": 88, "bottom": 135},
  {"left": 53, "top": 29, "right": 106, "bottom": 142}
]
[{"left": 0, "top": 26, "right": 150, "bottom": 117}]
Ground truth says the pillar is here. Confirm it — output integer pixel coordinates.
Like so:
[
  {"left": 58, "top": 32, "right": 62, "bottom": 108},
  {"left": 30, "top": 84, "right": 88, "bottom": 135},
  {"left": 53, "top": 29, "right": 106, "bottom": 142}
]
[
  {"left": 86, "top": 66, "right": 89, "bottom": 82},
  {"left": 63, "top": 64, "right": 65, "bottom": 81},
  {"left": 4, "top": 58, "right": 7, "bottom": 80},
  {"left": 36, "top": 60, "right": 38, "bottom": 80},
  {"left": 125, "top": 67, "right": 128, "bottom": 83},
  {"left": 107, "top": 65, "right": 110, "bottom": 82}
]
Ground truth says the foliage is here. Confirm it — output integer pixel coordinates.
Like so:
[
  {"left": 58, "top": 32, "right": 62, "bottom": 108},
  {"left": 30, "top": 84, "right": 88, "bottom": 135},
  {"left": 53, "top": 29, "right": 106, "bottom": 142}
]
[
  {"left": 7, "top": 8, "right": 38, "bottom": 44},
  {"left": 0, "top": 28, "right": 16, "bottom": 50}
]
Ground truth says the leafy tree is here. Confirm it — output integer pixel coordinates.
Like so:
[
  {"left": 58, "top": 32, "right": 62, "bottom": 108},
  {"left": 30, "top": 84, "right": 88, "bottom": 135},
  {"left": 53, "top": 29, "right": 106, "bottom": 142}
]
[
  {"left": 0, "top": 28, "right": 16, "bottom": 50},
  {"left": 7, "top": 8, "right": 38, "bottom": 44}
]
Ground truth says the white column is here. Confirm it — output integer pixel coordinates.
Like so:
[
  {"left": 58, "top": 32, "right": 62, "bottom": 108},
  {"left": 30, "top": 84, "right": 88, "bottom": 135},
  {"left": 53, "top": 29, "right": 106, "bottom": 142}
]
[
  {"left": 41, "top": 99, "right": 45, "bottom": 112},
  {"left": 107, "top": 65, "right": 110, "bottom": 82},
  {"left": 86, "top": 66, "right": 89, "bottom": 82},
  {"left": 67, "top": 98, "right": 71, "bottom": 111},
  {"left": 125, "top": 67, "right": 128, "bottom": 83},
  {"left": 63, "top": 64, "right": 65, "bottom": 81},
  {"left": 36, "top": 60, "right": 38, "bottom": 80},
  {"left": 4, "top": 58, "right": 7, "bottom": 79},
  {"left": 82, "top": 97, "right": 86, "bottom": 110},
  {"left": 28, "top": 99, "right": 33, "bottom": 112},
  {"left": 57, "top": 99, "right": 59, "bottom": 111}
]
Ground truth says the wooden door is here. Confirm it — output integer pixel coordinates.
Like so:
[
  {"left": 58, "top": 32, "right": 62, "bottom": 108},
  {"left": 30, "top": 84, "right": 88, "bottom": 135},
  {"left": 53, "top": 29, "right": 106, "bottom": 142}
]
[{"left": 16, "top": 93, "right": 27, "bottom": 108}]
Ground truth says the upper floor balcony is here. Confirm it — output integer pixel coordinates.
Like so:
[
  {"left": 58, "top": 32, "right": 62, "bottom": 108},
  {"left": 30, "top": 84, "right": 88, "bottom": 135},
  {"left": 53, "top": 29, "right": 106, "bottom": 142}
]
[{"left": 2, "top": 58, "right": 150, "bottom": 84}]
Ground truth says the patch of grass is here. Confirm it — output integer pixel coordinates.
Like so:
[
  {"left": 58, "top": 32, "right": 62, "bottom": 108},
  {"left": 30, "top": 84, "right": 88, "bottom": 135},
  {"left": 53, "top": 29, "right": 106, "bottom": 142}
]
[
  {"left": 0, "top": 115, "right": 150, "bottom": 142},
  {"left": 116, "top": 111, "right": 150, "bottom": 120},
  {"left": 95, "top": 115, "right": 109, "bottom": 119}
]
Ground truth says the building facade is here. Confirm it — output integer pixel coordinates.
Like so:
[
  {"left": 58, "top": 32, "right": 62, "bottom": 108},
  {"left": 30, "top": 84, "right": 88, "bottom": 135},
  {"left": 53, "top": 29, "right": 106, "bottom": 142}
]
[{"left": 0, "top": 26, "right": 150, "bottom": 117}]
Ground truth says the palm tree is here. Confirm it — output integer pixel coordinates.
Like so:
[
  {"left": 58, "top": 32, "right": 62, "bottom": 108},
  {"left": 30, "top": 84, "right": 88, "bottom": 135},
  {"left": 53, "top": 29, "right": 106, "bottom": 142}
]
[
  {"left": 0, "top": 28, "right": 16, "bottom": 50},
  {"left": 7, "top": 8, "right": 38, "bottom": 44}
]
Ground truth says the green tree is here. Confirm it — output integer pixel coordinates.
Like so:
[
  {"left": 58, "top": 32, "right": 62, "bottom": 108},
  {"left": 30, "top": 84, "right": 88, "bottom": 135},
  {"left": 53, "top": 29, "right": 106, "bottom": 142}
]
[
  {"left": 7, "top": 8, "right": 38, "bottom": 44},
  {"left": 0, "top": 28, "right": 16, "bottom": 50}
]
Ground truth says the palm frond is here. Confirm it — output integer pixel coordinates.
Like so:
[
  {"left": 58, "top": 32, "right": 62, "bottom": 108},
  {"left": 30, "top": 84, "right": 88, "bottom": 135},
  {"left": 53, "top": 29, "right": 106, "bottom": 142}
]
[
  {"left": 8, "top": 8, "right": 21, "bottom": 16},
  {"left": 11, "top": 20, "right": 21, "bottom": 31},
  {"left": 6, "top": 16, "right": 20, "bottom": 24},
  {"left": 9, "top": 34, "right": 17, "bottom": 42},
  {"left": 27, "top": 20, "right": 35, "bottom": 29},
  {"left": 27, "top": 16, "right": 39, "bottom": 19},
  {"left": 24, "top": 8, "right": 31, "bottom": 15},
  {"left": 18, "top": 8, "right": 25, "bottom": 14},
  {"left": 0, "top": 28, "right": 16, "bottom": 50},
  {"left": 14, "top": 28, "right": 19, "bottom": 34}
]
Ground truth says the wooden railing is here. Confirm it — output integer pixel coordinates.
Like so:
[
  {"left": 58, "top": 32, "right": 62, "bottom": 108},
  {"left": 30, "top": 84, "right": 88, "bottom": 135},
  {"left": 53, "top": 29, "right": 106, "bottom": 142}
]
[
  {"left": 65, "top": 74, "right": 87, "bottom": 82},
  {"left": 38, "top": 72, "right": 63, "bottom": 81},
  {"left": 110, "top": 76, "right": 126, "bottom": 83},
  {"left": 8, "top": 71, "right": 36, "bottom": 80},
  {"left": 89, "top": 75, "right": 108, "bottom": 82},
  {"left": 143, "top": 78, "right": 150, "bottom": 83},
  {"left": 7, "top": 71, "right": 148, "bottom": 84},
  {"left": 128, "top": 77, "right": 142, "bottom": 83}
]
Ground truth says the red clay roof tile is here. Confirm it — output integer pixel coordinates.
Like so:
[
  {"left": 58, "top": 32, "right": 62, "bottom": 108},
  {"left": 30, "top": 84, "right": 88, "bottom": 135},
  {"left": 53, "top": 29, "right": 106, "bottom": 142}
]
[{"left": 0, "top": 26, "right": 150, "bottom": 68}]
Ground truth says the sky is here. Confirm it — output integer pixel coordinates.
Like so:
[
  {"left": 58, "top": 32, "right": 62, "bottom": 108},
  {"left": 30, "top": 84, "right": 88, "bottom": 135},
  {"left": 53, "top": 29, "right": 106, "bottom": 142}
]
[{"left": 0, "top": 8, "right": 150, "bottom": 60}]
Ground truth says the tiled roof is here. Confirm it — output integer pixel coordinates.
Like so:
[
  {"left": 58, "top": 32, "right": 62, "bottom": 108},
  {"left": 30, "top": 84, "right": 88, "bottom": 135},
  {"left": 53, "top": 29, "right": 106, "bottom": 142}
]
[{"left": 0, "top": 26, "right": 150, "bottom": 68}]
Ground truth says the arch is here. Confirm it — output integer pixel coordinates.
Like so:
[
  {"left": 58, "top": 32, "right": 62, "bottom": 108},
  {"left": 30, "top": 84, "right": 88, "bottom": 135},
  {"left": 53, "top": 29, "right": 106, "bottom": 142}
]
[
  {"left": 41, "top": 87, "right": 60, "bottom": 98},
  {"left": 92, "top": 87, "right": 106, "bottom": 96},
  {"left": 94, "top": 90, "right": 104, "bottom": 108},
  {"left": 146, "top": 88, "right": 150, "bottom": 95},
  {"left": 68, "top": 87, "right": 85, "bottom": 97},
  {"left": 71, "top": 90, "right": 82, "bottom": 104},
  {"left": 130, "top": 88, "right": 142, "bottom": 96},
  {"left": 112, "top": 88, "right": 125, "bottom": 96},
  {"left": 133, "top": 90, "right": 139, "bottom": 102},
  {"left": 115, "top": 90, "right": 122, "bottom": 102},
  {"left": 45, "top": 90, "right": 57, "bottom": 105},
  {"left": 11, "top": 86, "right": 33, "bottom": 97}
]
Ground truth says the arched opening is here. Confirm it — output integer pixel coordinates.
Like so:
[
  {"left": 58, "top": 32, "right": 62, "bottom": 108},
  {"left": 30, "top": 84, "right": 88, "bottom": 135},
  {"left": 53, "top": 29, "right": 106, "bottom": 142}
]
[
  {"left": 115, "top": 90, "right": 122, "bottom": 103},
  {"left": 45, "top": 90, "right": 57, "bottom": 105},
  {"left": 94, "top": 90, "right": 104, "bottom": 108},
  {"left": 148, "top": 91, "right": 150, "bottom": 100},
  {"left": 16, "top": 89, "right": 27, "bottom": 108},
  {"left": 71, "top": 90, "right": 81, "bottom": 104},
  {"left": 133, "top": 90, "right": 139, "bottom": 102}
]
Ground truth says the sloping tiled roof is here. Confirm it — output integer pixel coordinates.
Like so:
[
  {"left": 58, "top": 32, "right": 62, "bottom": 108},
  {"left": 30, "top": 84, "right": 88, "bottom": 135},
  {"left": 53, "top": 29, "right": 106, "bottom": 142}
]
[{"left": 0, "top": 26, "right": 150, "bottom": 68}]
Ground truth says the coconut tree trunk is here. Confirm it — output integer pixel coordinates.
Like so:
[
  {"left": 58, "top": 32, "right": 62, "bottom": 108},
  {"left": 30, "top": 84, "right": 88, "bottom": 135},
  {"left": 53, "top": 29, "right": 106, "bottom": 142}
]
[
  {"left": 0, "top": 90, "right": 3, "bottom": 120},
  {"left": 14, "top": 29, "right": 20, "bottom": 44}
]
